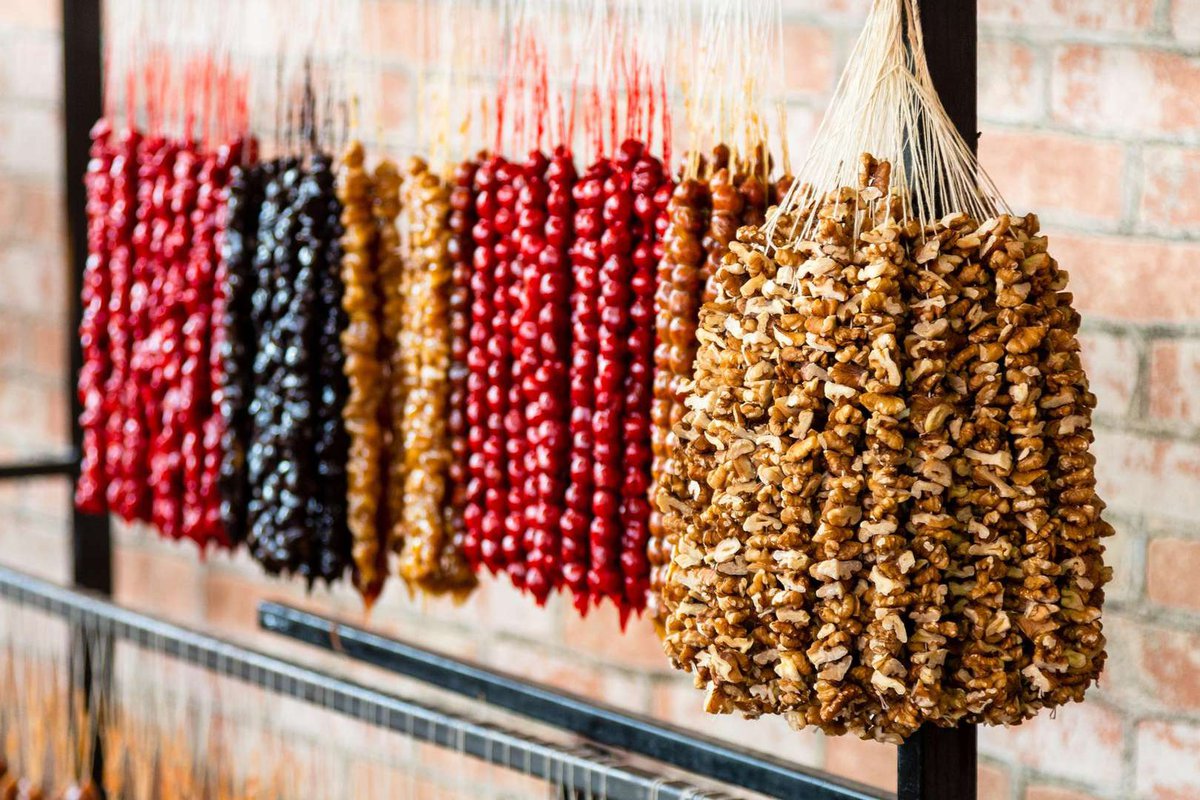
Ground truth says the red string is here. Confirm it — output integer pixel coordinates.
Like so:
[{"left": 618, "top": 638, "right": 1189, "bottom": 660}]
[
  {"left": 536, "top": 45, "right": 548, "bottom": 153},
  {"left": 183, "top": 60, "right": 196, "bottom": 143},
  {"left": 660, "top": 77, "right": 671, "bottom": 168},
  {"left": 607, "top": 54, "right": 617, "bottom": 155},
  {"left": 143, "top": 57, "right": 156, "bottom": 136},
  {"left": 648, "top": 65, "right": 657, "bottom": 154},
  {"left": 124, "top": 71, "right": 136, "bottom": 130},
  {"left": 494, "top": 88, "right": 507, "bottom": 155}
]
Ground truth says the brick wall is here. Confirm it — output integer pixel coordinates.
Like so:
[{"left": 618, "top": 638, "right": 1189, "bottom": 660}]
[{"left": 1, "top": 1, "right": 1198, "bottom": 798}]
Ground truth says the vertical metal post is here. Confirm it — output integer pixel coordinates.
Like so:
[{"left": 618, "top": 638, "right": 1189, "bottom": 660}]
[
  {"left": 896, "top": 1, "right": 979, "bottom": 799},
  {"left": 897, "top": 722, "right": 977, "bottom": 800},
  {"left": 63, "top": 0, "right": 111, "bottom": 793},
  {"left": 64, "top": 0, "right": 111, "bottom": 597},
  {"left": 918, "top": 0, "right": 979, "bottom": 153}
]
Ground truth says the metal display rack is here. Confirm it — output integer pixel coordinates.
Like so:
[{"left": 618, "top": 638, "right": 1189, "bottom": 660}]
[{"left": 0, "top": 0, "right": 982, "bottom": 797}]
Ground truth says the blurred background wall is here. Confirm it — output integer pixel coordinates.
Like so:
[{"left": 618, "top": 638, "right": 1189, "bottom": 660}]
[{"left": 0, "top": 1, "right": 1198, "bottom": 797}]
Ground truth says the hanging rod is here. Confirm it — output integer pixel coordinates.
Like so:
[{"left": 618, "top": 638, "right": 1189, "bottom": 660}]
[
  {"left": 0, "top": 452, "right": 78, "bottom": 480},
  {"left": 0, "top": 565, "right": 741, "bottom": 800},
  {"left": 258, "top": 602, "right": 890, "bottom": 800}
]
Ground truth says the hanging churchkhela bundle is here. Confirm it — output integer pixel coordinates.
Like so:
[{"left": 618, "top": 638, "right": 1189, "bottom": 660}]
[
  {"left": 74, "top": 0, "right": 369, "bottom": 581},
  {"left": 324, "top": 1, "right": 486, "bottom": 604},
  {"left": 240, "top": 143, "right": 352, "bottom": 582},
  {"left": 570, "top": 2, "right": 674, "bottom": 620},
  {"left": 451, "top": 0, "right": 677, "bottom": 618},
  {"left": 393, "top": 157, "right": 477, "bottom": 597},
  {"left": 216, "top": 154, "right": 264, "bottom": 548},
  {"left": 374, "top": 0, "right": 481, "bottom": 601},
  {"left": 660, "top": 0, "right": 1111, "bottom": 742},
  {"left": 648, "top": 0, "right": 791, "bottom": 630},
  {"left": 76, "top": 0, "right": 251, "bottom": 551},
  {"left": 337, "top": 141, "right": 389, "bottom": 604},
  {"left": 227, "top": 0, "right": 369, "bottom": 582},
  {"left": 332, "top": 8, "right": 414, "bottom": 604}
]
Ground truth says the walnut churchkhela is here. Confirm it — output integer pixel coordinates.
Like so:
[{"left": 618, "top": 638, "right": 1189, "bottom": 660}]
[
  {"left": 659, "top": 0, "right": 1111, "bottom": 743},
  {"left": 660, "top": 158, "right": 1112, "bottom": 741}
]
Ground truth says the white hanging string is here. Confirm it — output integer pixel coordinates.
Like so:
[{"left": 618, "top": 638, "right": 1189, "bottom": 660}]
[
  {"left": 671, "top": 0, "right": 781, "bottom": 178},
  {"left": 769, "top": 0, "right": 1009, "bottom": 244}
]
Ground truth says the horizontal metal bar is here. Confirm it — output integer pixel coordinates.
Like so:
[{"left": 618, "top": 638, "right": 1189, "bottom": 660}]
[
  {"left": 0, "top": 566, "right": 719, "bottom": 800},
  {"left": 0, "top": 452, "right": 78, "bottom": 480},
  {"left": 259, "top": 602, "right": 890, "bottom": 800}
]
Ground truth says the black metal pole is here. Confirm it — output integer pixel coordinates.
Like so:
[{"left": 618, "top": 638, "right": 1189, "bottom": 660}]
[
  {"left": 64, "top": 0, "right": 111, "bottom": 596},
  {"left": 896, "top": 1, "right": 979, "bottom": 799},
  {"left": 919, "top": 0, "right": 979, "bottom": 152},
  {"left": 0, "top": 453, "right": 78, "bottom": 480},
  {"left": 63, "top": 1, "right": 110, "bottom": 794}
]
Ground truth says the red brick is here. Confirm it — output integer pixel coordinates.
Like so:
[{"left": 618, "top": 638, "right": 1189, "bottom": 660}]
[
  {"left": 1136, "top": 720, "right": 1200, "bottom": 799},
  {"left": 0, "top": 32, "right": 59, "bottom": 104},
  {"left": 560, "top": 601, "right": 673, "bottom": 672},
  {"left": 980, "top": 0, "right": 1154, "bottom": 33},
  {"left": 1093, "top": 611, "right": 1143, "bottom": 708},
  {"left": 783, "top": 103, "right": 821, "bottom": 174},
  {"left": 979, "top": 131, "right": 1125, "bottom": 224},
  {"left": 0, "top": 378, "right": 65, "bottom": 446},
  {"left": 367, "top": 580, "right": 478, "bottom": 633},
  {"left": 650, "top": 678, "right": 825, "bottom": 767},
  {"left": 24, "top": 314, "right": 67, "bottom": 379},
  {"left": 365, "top": 569, "right": 546, "bottom": 639},
  {"left": 979, "top": 39, "right": 1045, "bottom": 125},
  {"left": 0, "top": 177, "right": 62, "bottom": 243},
  {"left": 1139, "top": 146, "right": 1200, "bottom": 235},
  {"left": 1052, "top": 233, "right": 1200, "bottom": 322},
  {"left": 1147, "top": 537, "right": 1200, "bottom": 612},
  {"left": 1052, "top": 46, "right": 1200, "bottom": 138},
  {"left": 824, "top": 735, "right": 897, "bottom": 794},
  {"left": 203, "top": 566, "right": 283, "bottom": 634},
  {"left": 0, "top": 243, "right": 66, "bottom": 314},
  {"left": 475, "top": 575, "right": 558, "bottom": 639},
  {"left": 1099, "top": 521, "right": 1140, "bottom": 605},
  {"left": 1076, "top": 331, "right": 1138, "bottom": 418},
  {"left": 1140, "top": 626, "right": 1200, "bottom": 712},
  {"left": 780, "top": 0, "right": 871, "bottom": 23},
  {"left": 368, "top": 0, "right": 494, "bottom": 70},
  {"left": 114, "top": 539, "right": 205, "bottom": 623},
  {"left": 38, "top": 385, "right": 68, "bottom": 443},
  {"left": 1024, "top": 786, "right": 1101, "bottom": 800},
  {"left": 0, "top": 512, "right": 67, "bottom": 582},
  {"left": 1094, "top": 431, "right": 1200, "bottom": 520},
  {"left": 979, "top": 702, "right": 1123, "bottom": 787},
  {"left": 1091, "top": 429, "right": 1152, "bottom": 511},
  {"left": 0, "top": 0, "right": 60, "bottom": 31},
  {"left": 0, "top": 313, "right": 20, "bottom": 370},
  {"left": 979, "top": 762, "right": 1012, "bottom": 800},
  {"left": 781, "top": 23, "right": 836, "bottom": 95},
  {"left": 463, "top": 762, "right": 548, "bottom": 799},
  {"left": 404, "top": 740, "right": 516, "bottom": 795},
  {"left": 0, "top": 105, "right": 62, "bottom": 178},
  {"left": 20, "top": 476, "right": 70, "bottom": 527},
  {"left": 1149, "top": 340, "right": 1200, "bottom": 425},
  {"left": 377, "top": 67, "right": 413, "bottom": 135},
  {"left": 487, "top": 637, "right": 608, "bottom": 695},
  {"left": 1173, "top": 0, "right": 1200, "bottom": 44},
  {"left": 599, "top": 668, "right": 653, "bottom": 714}
]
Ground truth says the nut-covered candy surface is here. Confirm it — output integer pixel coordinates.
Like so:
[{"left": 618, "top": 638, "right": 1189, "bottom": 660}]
[{"left": 660, "top": 155, "right": 1111, "bottom": 741}]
